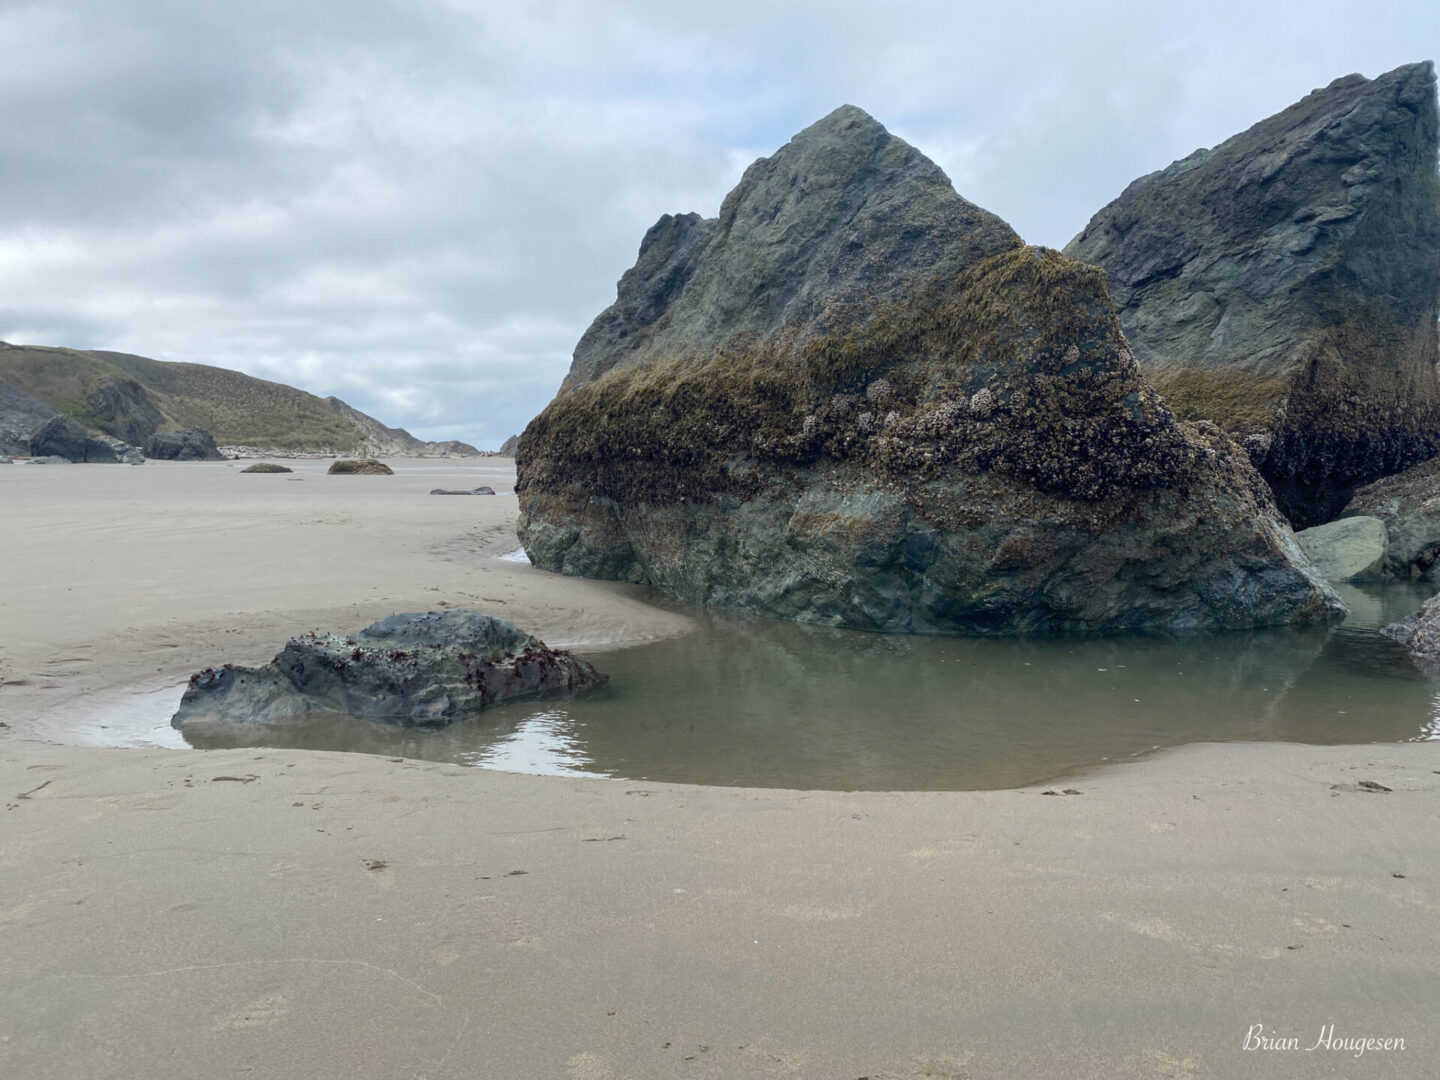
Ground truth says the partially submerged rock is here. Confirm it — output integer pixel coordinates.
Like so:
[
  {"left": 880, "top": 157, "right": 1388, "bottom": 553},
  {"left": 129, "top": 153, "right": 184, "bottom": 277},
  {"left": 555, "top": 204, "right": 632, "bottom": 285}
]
[
  {"left": 1344, "top": 457, "right": 1440, "bottom": 577},
  {"left": 328, "top": 458, "right": 393, "bottom": 475},
  {"left": 1294, "top": 516, "right": 1388, "bottom": 582},
  {"left": 144, "top": 427, "right": 224, "bottom": 461},
  {"left": 1381, "top": 593, "right": 1440, "bottom": 671},
  {"left": 241, "top": 462, "right": 293, "bottom": 473},
  {"left": 1065, "top": 63, "right": 1440, "bottom": 526},
  {"left": 172, "top": 610, "right": 606, "bottom": 730},
  {"left": 518, "top": 107, "right": 1342, "bottom": 636},
  {"left": 430, "top": 486, "right": 496, "bottom": 495}
]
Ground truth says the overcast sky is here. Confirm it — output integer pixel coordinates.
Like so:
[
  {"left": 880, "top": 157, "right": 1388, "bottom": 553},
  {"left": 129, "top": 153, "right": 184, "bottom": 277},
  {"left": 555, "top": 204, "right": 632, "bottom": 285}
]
[{"left": 1, "top": 1, "right": 1436, "bottom": 448}]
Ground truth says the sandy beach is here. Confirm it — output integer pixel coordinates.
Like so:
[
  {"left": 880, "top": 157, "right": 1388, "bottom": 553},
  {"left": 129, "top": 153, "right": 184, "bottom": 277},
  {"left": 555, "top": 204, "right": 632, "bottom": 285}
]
[{"left": 2, "top": 459, "right": 1438, "bottom": 1079}]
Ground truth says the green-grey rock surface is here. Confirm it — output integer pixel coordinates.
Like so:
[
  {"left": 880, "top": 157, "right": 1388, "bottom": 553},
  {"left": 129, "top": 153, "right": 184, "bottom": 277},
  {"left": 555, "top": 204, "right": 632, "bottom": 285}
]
[
  {"left": 1064, "top": 62, "right": 1440, "bottom": 526},
  {"left": 144, "top": 427, "right": 224, "bottom": 461},
  {"left": 28, "top": 415, "right": 142, "bottom": 464},
  {"left": 0, "top": 381, "right": 58, "bottom": 455},
  {"left": 1294, "top": 516, "right": 1388, "bottom": 581},
  {"left": 517, "top": 108, "right": 1342, "bottom": 637},
  {"left": 171, "top": 610, "right": 606, "bottom": 730},
  {"left": 1344, "top": 457, "right": 1440, "bottom": 577},
  {"left": 1381, "top": 592, "right": 1440, "bottom": 671}
]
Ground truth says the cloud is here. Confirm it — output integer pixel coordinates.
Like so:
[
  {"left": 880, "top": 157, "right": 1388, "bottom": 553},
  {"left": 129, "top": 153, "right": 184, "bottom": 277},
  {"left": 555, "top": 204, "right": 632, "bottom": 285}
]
[{"left": 0, "top": 0, "right": 1435, "bottom": 447}]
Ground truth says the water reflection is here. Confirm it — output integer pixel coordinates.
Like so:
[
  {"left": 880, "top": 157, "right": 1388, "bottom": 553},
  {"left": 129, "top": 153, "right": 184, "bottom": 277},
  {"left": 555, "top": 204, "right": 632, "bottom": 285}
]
[{"left": 169, "top": 580, "right": 1440, "bottom": 790}]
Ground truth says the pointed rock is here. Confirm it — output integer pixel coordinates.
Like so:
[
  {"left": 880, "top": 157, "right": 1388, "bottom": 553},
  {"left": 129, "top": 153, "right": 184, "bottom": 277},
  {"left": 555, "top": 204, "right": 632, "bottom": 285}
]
[
  {"left": 1065, "top": 62, "right": 1440, "bottom": 525},
  {"left": 518, "top": 110, "right": 1341, "bottom": 636}
]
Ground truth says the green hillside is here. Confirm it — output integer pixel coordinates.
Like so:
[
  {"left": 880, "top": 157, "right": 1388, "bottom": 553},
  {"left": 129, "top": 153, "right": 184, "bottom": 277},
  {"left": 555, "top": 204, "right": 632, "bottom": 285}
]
[{"left": 0, "top": 343, "right": 362, "bottom": 452}]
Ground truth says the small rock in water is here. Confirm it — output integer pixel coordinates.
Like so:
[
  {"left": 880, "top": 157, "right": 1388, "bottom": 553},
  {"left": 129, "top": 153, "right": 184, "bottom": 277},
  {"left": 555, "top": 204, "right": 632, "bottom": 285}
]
[
  {"left": 241, "top": 462, "right": 293, "bottom": 474},
  {"left": 172, "top": 609, "right": 606, "bottom": 730},
  {"left": 430, "top": 486, "right": 496, "bottom": 495}
]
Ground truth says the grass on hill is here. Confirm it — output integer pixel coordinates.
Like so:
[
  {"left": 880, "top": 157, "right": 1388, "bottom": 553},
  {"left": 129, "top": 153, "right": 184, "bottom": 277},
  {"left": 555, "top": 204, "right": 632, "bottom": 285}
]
[{"left": 0, "top": 344, "right": 362, "bottom": 452}]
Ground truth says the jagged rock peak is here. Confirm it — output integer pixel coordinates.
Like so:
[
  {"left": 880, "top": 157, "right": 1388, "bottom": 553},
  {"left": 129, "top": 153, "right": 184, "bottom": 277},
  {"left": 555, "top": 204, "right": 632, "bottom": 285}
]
[
  {"left": 1065, "top": 61, "right": 1440, "bottom": 526},
  {"left": 517, "top": 105, "right": 1342, "bottom": 637},
  {"left": 566, "top": 106, "right": 1022, "bottom": 389}
]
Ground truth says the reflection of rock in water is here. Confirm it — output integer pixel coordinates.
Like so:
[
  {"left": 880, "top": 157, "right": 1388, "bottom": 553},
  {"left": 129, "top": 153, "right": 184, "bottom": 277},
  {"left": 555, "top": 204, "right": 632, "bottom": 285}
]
[
  {"left": 542, "top": 608, "right": 1428, "bottom": 791},
  {"left": 181, "top": 701, "right": 611, "bottom": 777},
  {"left": 182, "top": 595, "right": 1440, "bottom": 791}
]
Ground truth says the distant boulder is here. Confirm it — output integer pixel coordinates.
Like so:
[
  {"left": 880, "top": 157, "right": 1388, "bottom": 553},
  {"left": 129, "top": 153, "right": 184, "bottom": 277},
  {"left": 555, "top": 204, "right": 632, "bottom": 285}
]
[
  {"left": 499, "top": 434, "right": 520, "bottom": 457},
  {"left": 28, "top": 415, "right": 142, "bottom": 463},
  {"left": 430, "top": 486, "right": 496, "bottom": 495},
  {"left": 171, "top": 609, "right": 606, "bottom": 730},
  {"left": 145, "top": 427, "right": 223, "bottom": 461},
  {"left": 328, "top": 458, "right": 393, "bottom": 475},
  {"left": 86, "top": 379, "right": 163, "bottom": 445},
  {"left": 1065, "top": 63, "right": 1440, "bottom": 525},
  {"left": 93, "top": 435, "right": 144, "bottom": 465},
  {"left": 1, "top": 380, "right": 58, "bottom": 455},
  {"left": 241, "top": 462, "right": 294, "bottom": 474}
]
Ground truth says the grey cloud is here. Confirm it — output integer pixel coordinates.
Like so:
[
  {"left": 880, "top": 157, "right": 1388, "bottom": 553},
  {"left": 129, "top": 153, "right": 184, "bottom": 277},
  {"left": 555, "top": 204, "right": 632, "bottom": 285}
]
[{"left": 1, "top": 0, "right": 1436, "bottom": 447}]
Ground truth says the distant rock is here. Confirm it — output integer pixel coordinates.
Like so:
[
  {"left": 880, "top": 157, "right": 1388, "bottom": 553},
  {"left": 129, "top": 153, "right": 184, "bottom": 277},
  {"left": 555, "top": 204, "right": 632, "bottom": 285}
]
[
  {"left": 241, "top": 462, "right": 294, "bottom": 474},
  {"left": 1294, "top": 516, "right": 1388, "bottom": 582},
  {"left": 499, "top": 434, "right": 520, "bottom": 457},
  {"left": 328, "top": 459, "right": 393, "bottom": 475},
  {"left": 28, "top": 415, "right": 142, "bottom": 463},
  {"left": 430, "top": 486, "right": 496, "bottom": 495},
  {"left": 1343, "top": 457, "right": 1440, "bottom": 577},
  {"left": 171, "top": 610, "right": 606, "bottom": 730},
  {"left": 518, "top": 107, "right": 1342, "bottom": 636},
  {"left": 144, "top": 427, "right": 224, "bottom": 461},
  {"left": 0, "top": 380, "right": 58, "bottom": 455},
  {"left": 0, "top": 340, "right": 476, "bottom": 456},
  {"left": 323, "top": 397, "right": 481, "bottom": 458},
  {"left": 94, "top": 435, "right": 144, "bottom": 465},
  {"left": 1381, "top": 593, "right": 1440, "bottom": 670},
  {"left": 1065, "top": 63, "right": 1440, "bottom": 526},
  {"left": 86, "top": 380, "right": 163, "bottom": 445}
]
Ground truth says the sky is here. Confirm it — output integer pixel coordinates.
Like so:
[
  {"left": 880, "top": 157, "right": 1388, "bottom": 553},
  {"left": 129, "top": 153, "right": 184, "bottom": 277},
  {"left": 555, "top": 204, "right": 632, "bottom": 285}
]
[{"left": 0, "top": 1, "right": 1436, "bottom": 449}]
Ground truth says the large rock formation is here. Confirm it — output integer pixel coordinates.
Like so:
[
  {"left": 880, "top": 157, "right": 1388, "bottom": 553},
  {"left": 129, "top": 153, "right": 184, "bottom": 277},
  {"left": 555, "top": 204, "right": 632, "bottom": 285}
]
[
  {"left": 144, "top": 427, "right": 224, "bottom": 461},
  {"left": 1064, "top": 62, "right": 1440, "bottom": 526},
  {"left": 28, "top": 415, "right": 142, "bottom": 463},
  {"left": 0, "top": 381, "right": 57, "bottom": 455},
  {"left": 517, "top": 107, "right": 1342, "bottom": 636},
  {"left": 85, "top": 379, "right": 163, "bottom": 445},
  {"left": 171, "top": 610, "right": 606, "bottom": 730}
]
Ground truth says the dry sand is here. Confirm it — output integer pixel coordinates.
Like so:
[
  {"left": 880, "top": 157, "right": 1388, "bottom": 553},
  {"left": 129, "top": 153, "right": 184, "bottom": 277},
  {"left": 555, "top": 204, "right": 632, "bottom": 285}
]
[{"left": 2, "top": 458, "right": 1437, "bottom": 1079}]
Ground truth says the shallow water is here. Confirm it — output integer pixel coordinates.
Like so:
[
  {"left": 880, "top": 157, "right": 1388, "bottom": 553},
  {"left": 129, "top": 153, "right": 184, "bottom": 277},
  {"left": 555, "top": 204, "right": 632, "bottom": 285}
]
[{"left": 70, "top": 579, "right": 1440, "bottom": 791}]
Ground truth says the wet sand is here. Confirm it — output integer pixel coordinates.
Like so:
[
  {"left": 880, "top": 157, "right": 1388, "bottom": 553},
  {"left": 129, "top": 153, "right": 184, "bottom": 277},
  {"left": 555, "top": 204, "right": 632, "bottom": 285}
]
[{"left": 2, "top": 459, "right": 1437, "bottom": 1078}]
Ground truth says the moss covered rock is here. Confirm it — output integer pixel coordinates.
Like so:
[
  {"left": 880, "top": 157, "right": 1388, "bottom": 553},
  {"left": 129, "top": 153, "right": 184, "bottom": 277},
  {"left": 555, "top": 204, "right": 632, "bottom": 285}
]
[
  {"left": 1065, "top": 63, "right": 1440, "bottom": 526},
  {"left": 518, "top": 108, "right": 1341, "bottom": 636},
  {"left": 328, "top": 458, "right": 393, "bottom": 475},
  {"left": 240, "top": 462, "right": 293, "bottom": 474}
]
